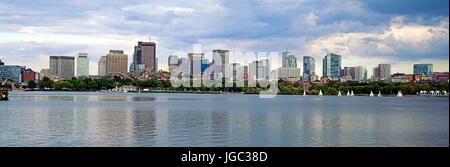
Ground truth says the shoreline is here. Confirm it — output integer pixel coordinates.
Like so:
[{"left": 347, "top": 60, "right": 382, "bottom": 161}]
[{"left": 9, "top": 90, "right": 450, "bottom": 97}]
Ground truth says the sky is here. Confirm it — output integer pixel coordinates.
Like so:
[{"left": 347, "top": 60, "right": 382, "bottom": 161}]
[{"left": 0, "top": 0, "right": 448, "bottom": 77}]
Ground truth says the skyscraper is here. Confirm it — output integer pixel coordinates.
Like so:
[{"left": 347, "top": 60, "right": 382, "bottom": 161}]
[
  {"left": 201, "top": 58, "right": 210, "bottom": 73},
  {"left": 249, "top": 60, "right": 269, "bottom": 79},
  {"left": 177, "top": 57, "right": 190, "bottom": 76},
  {"left": 303, "top": 56, "right": 315, "bottom": 75},
  {"left": 378, "top": 64, "right": 391, "bottom": 81},
  {"left": 77, "top": 53, "right": 89, "bottom": 77},
  {"left": 50, "top": 56, "right": 75, "bottom": 79},
  {"left": 188, "top": 53, "right": 204, "bottom": 77},
  {"left": 354, "top": 66, "right": 367, "bottom": 82},
  {"left": 168, "top": 55, "right": 179, "bottom": 72},
  {"left": 343, "top": 67, "right": 356, "bottom": 80},
  {"left": 98, "top": 56, "right": 106, "bottom": 76},
  {"left": 212, "top": 49, "right": 229, "bottom": 76},
  {"left": 373, "top": 64, "right": 391, "bottom": 81},
  {"left": 282, "top": 51, "right": 297, "bottom": 68},
  {"left": 322, "top": 53, "right": 341, "bottom": 80},
  {"left": 414, "top": 64, "right": 433, "bottom": 77},
  {"left": 106, "top": 50, "right": 128, "bottom": 74},
  {"left": 132, "top": 41, "right": 156, "bottom": 73}
]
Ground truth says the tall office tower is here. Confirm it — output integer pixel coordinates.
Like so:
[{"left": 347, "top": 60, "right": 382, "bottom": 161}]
[
  {"left": 77, "top": 53, "right": 89, "bottom": 77},
  {"left": 249, "top": 60, "right": 269, "bottom": 79},
  {"left": 50, "top": 56, "right": 75, "bottom": 79},
  {"left": 303, "top": 56, "right": 315, "bottom": 75},
  {"left": 377, "top": 64, "right": 391, "bottom": 81},
  {"left": 243, "top": 65, "right": 248, "bottom": 81},
  {"left": 232, "top": 63, "right": 244, "bottom": 82},
  {"left": 155, "top": 57, "right": 158, "bottom": 72},
  {"left": 131, "top": 41, "right": 156, "bottom": 73},
  {"left": 354, "top": 66, "right": 367, "bottom": 82},
  {"left": 178, "top": 57, "right": 190, "bottom": 75},
  {"left": 372, "top": 67, "right": 379, "bottom": 81},
  {"left": 201, "top": 58, "right": 210, "bottom": 73},
  {"left": 261, "top": 58, "right": 270, "bottom": 78},
  {"left": 188, "top": 53, "right": 205, "bottom": 77},
  {"left": 106, "top": 50, "right": 128, "bottom": 74},
  {"left": 322, "top": 53, "right": 342, "bottom": 80},
  {"left": 414, "top": 64, "right": 433, "bottom": 77},
  {"left": 282, "top": 51, "right": 297, "bottom": 68},
  {"left": 98, "top": 56, "right": 107, "bottom": 76},
  {"left": 168, "top": 55, "right": 179, "bottom": 72},
  {"left": 212, "top": 49, "right": 229, "bottom": 76},
  {"left": 343, "top": 67, "right": 356, "bottom": 80}
]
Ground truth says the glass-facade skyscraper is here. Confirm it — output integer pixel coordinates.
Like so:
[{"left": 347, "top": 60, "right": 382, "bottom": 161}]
[
  {"left": 414, "top": 64, "right": 433, "bottom": 77},
  {"left": 77, "top": 53, "right": 89, "bottom": 77},
  {"left": 322, "top": 53, "right": 341, "bottom": 79},
  {"left": 303, "top": 56, "right": 315, "bottom": 75},
  {"left": 0, "top": 65, "right": 24, "bottom": 82},
  {"left": 282, "top": 51, "right": 297, "bottom": 68}
]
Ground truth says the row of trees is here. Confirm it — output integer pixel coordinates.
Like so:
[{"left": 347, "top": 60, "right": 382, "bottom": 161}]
[
  {"left": 33, "top": 76, "right": 449, "bottom": 95},
  {"left": 306, "top": 81, "right": 449, "bottom": 95},
  {"left": 38, "top": 76, "right": 168, "bottom": 91}
]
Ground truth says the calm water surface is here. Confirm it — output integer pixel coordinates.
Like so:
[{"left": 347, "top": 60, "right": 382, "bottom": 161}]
[{"left": 0, "top": 91, "right": 448, "bottom": 147}]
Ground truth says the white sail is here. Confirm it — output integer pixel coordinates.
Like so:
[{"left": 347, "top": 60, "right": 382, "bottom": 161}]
[
  {"left": 397, "top": 91, "right": 403, "bottom": 97},
  {"left": 319, "top": 90, "right": 323, "bottom": 96},
  {"left": 378, "top": 91, "right": 382, "bottom": 97},
  {"left": 347, "top": 90, "right": 350, "bottom": 96},
  {"left": 338, "top": 91, "right": 342, "bottom": 96},
  {"left": 370, "top": 91, "right": 374, "bottom": 96},
  {"left": 351, "top": 90, "right": 354, "bottom": 96},
  {"left": 303, "top": 90, "right": 306, "bottom": 96}
]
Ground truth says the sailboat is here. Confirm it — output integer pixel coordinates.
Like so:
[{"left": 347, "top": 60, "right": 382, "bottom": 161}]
[
  {"left": 319, "top": 90, "right": 323, "bottom": 96},
  {"left": 338, "top": 91, "right": 342, "bottom": 96},
  {"left": 397, "top": 91, "right": 403, "bottom": 97},
  {"left": 378, "top": 91, "right": 382, "bottom": 97},
  {"left": 303, "top": 90, "right": 306, "bottom": 96},
  {"left": 370, "top": 91, "right": 374, "bottom": 97},
  {"left": 346, "top": 90, "right": 350, "bottom": 96},
  {"left": 351, "top": 90, "right": 354, "bottom": 96}
]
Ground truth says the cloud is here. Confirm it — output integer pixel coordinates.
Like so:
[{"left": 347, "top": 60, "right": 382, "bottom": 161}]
[
  {"left": 0, "top": 0, "right": 448, "bottom": 77},
  {"left": 301, "top": 16, "right": 449, "bottom": 77}
]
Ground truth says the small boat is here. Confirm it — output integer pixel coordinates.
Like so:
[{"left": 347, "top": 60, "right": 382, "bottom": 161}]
[
  {"left": 338, "top": 91, "right": 342, "bottom": 96},
  {"left": 370, "top": 91, "right": 374, "bottom": 97},
  {"left": 351, "top": 90, "right": 354, "bottom": 96},
  {"left": 303, "top": 90, "right": 306, "bottom": 96},
  {"left": 346, "top": 90, "right": 350, "bottom": 96},
  {"left": 319, "top": 90, "right": 323, "bottom": 96},
  {"left": 397, "top": 91, "right": 403, "bottom": 97},
  {"left": 378, "top": 91, "right": 382, "bottom": 97}
]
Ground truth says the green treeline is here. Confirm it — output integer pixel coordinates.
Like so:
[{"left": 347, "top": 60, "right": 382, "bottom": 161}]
[{"left": 35, "top": 76, "right": 449, "bottom": 95}]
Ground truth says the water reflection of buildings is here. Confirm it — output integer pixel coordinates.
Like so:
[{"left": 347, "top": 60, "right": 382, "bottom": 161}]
[
  {"left": 210, "top": 111, "right": 229, "bottom": 146},
  {"left": 86, "top": 107, "right": 135, "bottom": 146},
  {"left": 131, "top": 109, "right": 157, "bottom": 146}
]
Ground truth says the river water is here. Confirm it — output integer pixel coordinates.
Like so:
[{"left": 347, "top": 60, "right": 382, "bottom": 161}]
[{"left": 0, "top": 91, "right": 448, "bottom": 147}]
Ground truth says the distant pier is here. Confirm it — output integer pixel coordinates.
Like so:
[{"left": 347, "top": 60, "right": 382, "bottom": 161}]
[{"left": 0, "top": 88, "right": 8, "bottom": 100}]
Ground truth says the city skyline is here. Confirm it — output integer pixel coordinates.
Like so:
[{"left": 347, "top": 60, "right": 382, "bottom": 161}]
[{"left": 0, "top": 0, "right": 448, "bottom": 77}]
